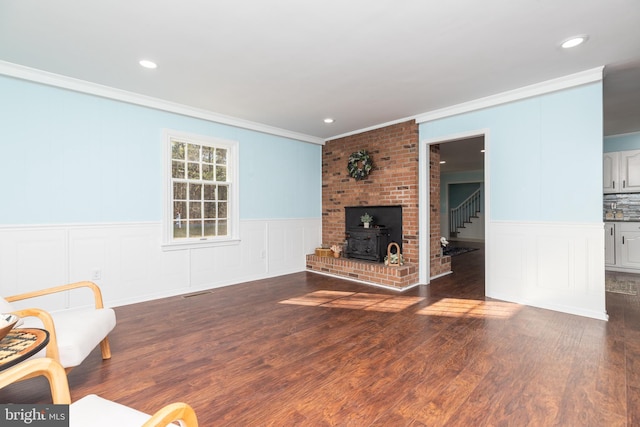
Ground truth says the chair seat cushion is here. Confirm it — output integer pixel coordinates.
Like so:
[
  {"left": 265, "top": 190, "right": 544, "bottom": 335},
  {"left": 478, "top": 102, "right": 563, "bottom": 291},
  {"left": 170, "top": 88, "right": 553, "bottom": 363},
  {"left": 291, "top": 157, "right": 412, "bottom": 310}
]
[
  {"left": 21, "top": 308, "right": 116, "bottom": 367},
  {"left": 71, "top": 394, "right": 152, "bottom": 427}
]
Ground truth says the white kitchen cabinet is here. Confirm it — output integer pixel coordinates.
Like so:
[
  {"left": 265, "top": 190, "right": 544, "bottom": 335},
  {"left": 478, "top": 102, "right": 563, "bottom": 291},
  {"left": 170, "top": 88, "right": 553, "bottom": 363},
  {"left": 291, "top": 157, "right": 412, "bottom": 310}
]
[
  {"left": 604, "top": 150, "right": 640, "bottom": 193},
  {"left": 606, "top": 222, "right": 640, "bottom": 271},
  {"left": 605, "top": 222, "right": 615, "bottom": 266},
  {"left": 604, "top": 152, "right": 619, "bottom": 193},
  {"left": 618, "top": 222, "right": 640, "bottom": 269},
  {"left": 620, "top": 150, "right": 640, "bottom": 192}
]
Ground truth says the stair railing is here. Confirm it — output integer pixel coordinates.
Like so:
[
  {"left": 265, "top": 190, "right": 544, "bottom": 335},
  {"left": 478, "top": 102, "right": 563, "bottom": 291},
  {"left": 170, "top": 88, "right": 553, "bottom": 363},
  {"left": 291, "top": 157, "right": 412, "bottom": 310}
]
[{"left": 450, "top": 189, "right": 481, "bottom": 236}]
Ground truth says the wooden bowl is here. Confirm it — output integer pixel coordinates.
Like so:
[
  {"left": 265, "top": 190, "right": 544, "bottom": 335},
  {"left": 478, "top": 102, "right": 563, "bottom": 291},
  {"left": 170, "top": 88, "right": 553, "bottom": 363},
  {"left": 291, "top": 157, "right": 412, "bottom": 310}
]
[{"left": 0, "top": 314, "right": 20, "bottom": 341}]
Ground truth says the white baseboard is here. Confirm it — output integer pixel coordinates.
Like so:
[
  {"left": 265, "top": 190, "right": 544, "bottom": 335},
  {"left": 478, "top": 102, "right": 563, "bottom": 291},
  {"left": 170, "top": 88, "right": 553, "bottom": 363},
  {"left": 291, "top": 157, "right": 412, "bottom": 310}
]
[{"left": 430, "top": 270, "right": 453, "bottom": 280}]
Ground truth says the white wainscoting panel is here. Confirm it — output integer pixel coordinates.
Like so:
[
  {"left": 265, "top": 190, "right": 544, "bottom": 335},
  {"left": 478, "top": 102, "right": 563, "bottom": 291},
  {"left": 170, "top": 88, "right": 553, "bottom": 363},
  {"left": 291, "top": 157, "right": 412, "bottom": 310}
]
[
  {"left": 0, "top": 228, "right": 68, "bottom": 310},
  {"left": 488, "top": 221, "right": 607, "bottom": 320},
  {"left": 190, "top": 220, "right": 265, "bottom": 289},
  {"left": 0, "top": 218, "right": 321, "bottom": 310},
  {"left": 267, "top": 220, "right": 315, "bottom": 276},
  {"left": 66, "top": 224, "right": 190, "bottom": 308}
]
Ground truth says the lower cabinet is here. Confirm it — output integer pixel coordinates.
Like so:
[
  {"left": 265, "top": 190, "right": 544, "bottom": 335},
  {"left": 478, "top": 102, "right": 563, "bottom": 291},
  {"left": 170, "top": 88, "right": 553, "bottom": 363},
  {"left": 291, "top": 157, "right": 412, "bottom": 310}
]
[
  {"left": 606, "top": 222, "right": 640, "bottom": 271},
  {"left": 605, "top": 223, "right": 616, "bottom": 266}
]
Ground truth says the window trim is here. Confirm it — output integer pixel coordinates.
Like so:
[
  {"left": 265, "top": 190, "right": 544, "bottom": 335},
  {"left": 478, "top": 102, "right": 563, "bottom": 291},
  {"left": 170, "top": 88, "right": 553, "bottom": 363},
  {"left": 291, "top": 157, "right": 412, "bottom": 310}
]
[{"left": 162, "top": 129, "right": 240, "bottom": 250}]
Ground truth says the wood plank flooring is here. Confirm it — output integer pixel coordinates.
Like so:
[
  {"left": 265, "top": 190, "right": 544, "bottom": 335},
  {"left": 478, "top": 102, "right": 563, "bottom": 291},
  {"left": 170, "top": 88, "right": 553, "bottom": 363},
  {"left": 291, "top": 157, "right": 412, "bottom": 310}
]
[{"left": 2, "top": 244, "right": 639, "bottom": 426}]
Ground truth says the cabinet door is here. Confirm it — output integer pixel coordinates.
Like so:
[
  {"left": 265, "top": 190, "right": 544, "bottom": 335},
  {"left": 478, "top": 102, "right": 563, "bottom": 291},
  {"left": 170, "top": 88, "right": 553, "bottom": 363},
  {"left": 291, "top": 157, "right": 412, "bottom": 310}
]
[
  {"left": 620, "top": 150, "right": 640, "bottom": 192},
  {"left": 603, "top": 152, "right": 619, "bottom": 193},
  {"left": 619, "top": 229, "right": 640, "bottom": 268},
  {"left": 605, "top": 223, "right": 615, "bottom": 265}
]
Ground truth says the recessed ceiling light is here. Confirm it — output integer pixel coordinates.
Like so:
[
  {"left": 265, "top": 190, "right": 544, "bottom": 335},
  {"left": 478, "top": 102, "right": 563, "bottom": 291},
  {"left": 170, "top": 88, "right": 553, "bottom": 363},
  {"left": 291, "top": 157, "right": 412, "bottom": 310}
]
[
  {"left": 323, "top": 118, "right": 335, "bottom": 124},
  {"left": 561, "top": 35, "right": 588, "bottom": 49},
  {"left": 139, "top": 59, "right": 157, "bottom": 69},
  {"left": 439, "top": 160, "right": 446, "bottom": 164},
  {"left": 480, "top": 149, "right": 485, "bottom": 153}
]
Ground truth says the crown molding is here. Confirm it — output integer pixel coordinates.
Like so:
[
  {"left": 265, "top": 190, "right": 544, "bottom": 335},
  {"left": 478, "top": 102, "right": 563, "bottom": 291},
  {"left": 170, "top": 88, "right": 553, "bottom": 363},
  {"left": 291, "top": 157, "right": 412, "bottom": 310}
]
[
  {"left": 326, "top": 115, "right": 419, "bottom": 142},
  {"left": 0, "top": 60, "right": 325, "bottom": 146},
  {"left": 604, "top": 130, "right": 640, "bottom": 139},
  {"left": 325, "top": 67, "right": 604, "bottom": 142},
  {"left": 415, "top": 67, "right": 604, "bottom": 124}
]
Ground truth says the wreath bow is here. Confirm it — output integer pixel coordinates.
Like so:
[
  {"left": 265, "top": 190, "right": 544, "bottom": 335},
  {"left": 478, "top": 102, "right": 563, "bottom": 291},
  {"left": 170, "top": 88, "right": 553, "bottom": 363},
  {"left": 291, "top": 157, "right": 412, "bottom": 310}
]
[{"left": 347, "top": 150, "right": 372, "bottom": 180}]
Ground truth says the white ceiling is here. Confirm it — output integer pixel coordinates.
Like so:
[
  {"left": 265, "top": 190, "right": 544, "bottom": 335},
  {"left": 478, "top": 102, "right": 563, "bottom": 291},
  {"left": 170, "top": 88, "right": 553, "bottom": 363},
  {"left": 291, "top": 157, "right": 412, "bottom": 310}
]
[{"left": 1, "top": 0, "right": 639, "bottom": 141}]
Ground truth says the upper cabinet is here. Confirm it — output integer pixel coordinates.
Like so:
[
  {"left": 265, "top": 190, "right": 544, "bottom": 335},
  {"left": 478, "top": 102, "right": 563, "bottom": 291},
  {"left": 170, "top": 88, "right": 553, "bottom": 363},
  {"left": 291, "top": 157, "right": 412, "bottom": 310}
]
[
  {"left": 623, "top": 150, "right": 640, "bottom": 192},
  {"left": 604, "top": 150, "right": 640, "bottom": 193},
  {"left": 604, "top": 152, "right": 619, "bottom": 193}
]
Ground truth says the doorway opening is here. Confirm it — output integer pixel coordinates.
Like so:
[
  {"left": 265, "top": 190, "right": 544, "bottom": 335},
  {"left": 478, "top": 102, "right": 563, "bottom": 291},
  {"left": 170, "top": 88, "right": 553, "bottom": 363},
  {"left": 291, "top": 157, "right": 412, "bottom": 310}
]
[
  {"left": 440, "top": 136, "right": 485, "bottom": 245},
  {"left": 419, "top": 131, "right": 488, "bottom": 293}
]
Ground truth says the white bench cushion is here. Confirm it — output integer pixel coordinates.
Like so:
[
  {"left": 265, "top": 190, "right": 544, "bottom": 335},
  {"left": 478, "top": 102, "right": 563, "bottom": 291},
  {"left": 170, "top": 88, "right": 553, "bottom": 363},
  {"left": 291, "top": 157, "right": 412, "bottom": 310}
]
[
  {"left": 21, "top": 307, "right": 116, "bottom": 368},
  {"left": 71, "top": 394, "right": 152, "bottom": 427}
]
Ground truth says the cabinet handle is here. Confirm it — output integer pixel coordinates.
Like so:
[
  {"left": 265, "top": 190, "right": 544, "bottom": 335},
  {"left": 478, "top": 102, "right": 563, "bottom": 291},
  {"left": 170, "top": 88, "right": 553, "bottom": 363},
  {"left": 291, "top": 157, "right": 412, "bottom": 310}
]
[
  {"left": 611, "top": 228, "right": 614, "bottom": 236},
  {"left": 623, "top": 236, "right": 625, "bottom": 244},
  {"left": 624, "top": 180, "right": 626, "bottom": 188},
  {"left": 613, "top": 181, "right": 616, "bottom": 189}
]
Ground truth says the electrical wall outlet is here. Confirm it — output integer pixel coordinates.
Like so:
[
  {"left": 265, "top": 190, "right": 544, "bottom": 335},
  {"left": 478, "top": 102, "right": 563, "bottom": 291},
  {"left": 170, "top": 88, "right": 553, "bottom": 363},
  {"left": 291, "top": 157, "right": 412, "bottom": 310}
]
[{"left": 91, "top": 269, "right": 102, "bottom": 281}]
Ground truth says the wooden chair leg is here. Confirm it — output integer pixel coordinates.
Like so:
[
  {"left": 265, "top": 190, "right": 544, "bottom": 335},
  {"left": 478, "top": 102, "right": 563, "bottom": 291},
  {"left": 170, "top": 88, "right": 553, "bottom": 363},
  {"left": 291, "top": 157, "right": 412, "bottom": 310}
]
[
  {"left": 0, "top": 358, "right": 72, "bottom": 404},
  {"left": 100, "top": 337, "right": 112, "bottom": 360}
]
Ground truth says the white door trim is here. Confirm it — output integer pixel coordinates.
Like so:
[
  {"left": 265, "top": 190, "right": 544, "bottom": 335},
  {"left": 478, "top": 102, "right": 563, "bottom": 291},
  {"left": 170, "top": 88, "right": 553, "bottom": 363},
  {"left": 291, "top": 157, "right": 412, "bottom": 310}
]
[{"left": 419, "top": 129, "right": 490, "bottom": 284}]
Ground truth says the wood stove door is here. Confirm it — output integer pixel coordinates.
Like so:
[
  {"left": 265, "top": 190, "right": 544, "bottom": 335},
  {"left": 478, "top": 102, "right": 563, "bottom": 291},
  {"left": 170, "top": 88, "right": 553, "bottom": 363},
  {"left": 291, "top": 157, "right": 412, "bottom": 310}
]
[{"left": 345, "top": 228, "right": 389, "bottom": 262}]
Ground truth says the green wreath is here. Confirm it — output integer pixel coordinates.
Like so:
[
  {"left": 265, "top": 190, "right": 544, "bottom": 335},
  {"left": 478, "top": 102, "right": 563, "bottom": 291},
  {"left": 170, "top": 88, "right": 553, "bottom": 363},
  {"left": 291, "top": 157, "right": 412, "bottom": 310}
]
[{"left": 347, "top": 150, "right": 373, "bottom": 180}]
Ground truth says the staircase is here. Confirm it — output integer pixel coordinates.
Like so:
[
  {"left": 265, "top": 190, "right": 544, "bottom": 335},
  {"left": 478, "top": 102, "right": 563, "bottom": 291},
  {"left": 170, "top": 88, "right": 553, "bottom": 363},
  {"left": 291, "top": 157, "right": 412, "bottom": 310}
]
[{"left": 449, "top": 189, "right": 481, "bottom": 238}]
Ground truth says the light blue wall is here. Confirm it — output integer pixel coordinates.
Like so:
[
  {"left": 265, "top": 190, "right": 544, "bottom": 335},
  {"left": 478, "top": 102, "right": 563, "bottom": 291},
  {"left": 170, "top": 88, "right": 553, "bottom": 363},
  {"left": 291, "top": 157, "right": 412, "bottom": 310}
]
[
  {"left": 441, "top": 170, "right": 484, "bottom": 216},
  {"left": 604, "top": 132, "right": 640, "bottom": 152},
  {"left": 0, "top": 75, "right": 322, "bottom": 224},
  {"left": 421, "top": 82, "right": 603, "bottom": 223},
  {"left": 448, "top": 182, "right": 481, "bottom": 209},
  {"left": 449, "top": 182, "right": 480, "bottom": 207}
]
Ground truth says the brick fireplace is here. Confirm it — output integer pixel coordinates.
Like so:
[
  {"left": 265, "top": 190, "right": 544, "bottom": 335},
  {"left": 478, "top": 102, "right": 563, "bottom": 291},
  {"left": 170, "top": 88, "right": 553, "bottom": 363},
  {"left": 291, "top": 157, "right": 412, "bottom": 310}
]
[{"left": 306, "top": 120, "right": 451, "bottom": 289}]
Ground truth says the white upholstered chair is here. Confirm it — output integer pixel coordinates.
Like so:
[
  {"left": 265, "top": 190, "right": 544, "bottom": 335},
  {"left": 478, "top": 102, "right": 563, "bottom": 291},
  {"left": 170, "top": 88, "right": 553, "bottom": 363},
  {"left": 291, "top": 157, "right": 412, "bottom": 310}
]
[
  {"left": 0, "top": 358, "right": 198, "bottom": 427},
  {"left": 0, "top": 281, "right": 116, "bottom": 370}
]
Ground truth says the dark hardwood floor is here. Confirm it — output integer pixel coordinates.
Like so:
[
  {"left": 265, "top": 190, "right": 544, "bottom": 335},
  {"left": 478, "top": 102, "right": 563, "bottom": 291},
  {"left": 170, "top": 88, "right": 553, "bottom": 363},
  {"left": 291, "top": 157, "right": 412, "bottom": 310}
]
[{"left": 2, "top": 243, "right": 639, "bottom": 426}]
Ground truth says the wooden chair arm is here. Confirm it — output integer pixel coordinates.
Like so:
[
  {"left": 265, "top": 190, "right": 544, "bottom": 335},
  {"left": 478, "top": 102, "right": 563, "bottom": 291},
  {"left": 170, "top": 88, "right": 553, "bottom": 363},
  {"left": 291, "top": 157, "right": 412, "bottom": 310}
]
[
  {"left": 5, "top": 281, "right": 106, "bottom": 309},
  {"left": 143, "top": 402, "right": 199, "bottom": 427},
  {"left": 0, "top": 358, "right": 71, "bottom": 404},
  {"left": 10, "top": 307, "right": 61, "bottom": 363}
]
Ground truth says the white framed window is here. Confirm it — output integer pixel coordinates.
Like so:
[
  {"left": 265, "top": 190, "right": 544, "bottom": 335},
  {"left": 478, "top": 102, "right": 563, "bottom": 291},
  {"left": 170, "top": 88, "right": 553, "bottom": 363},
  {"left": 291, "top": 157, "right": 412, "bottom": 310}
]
[{"left": 162, "top": 129, "right": 239, "bottom": 250}]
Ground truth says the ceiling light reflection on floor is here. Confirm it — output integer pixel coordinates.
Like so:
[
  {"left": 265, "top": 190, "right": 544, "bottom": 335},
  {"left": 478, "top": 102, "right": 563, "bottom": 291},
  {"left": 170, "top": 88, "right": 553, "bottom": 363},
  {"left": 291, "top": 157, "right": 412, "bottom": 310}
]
[{"left": 417, "top": 298, "right": 521, "bottom": 319}]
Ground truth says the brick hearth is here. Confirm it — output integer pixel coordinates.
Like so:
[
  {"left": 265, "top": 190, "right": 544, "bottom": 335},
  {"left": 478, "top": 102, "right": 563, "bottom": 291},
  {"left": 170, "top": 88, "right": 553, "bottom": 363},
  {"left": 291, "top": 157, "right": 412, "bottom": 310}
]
[{"left": 306, "top": 255, "right": 419, "bottom": 290}]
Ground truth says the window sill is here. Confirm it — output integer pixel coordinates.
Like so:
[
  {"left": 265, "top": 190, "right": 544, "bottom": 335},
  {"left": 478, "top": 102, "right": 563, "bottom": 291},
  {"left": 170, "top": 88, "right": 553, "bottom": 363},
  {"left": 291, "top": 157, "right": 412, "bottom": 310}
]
[{"left": 161, "top": 238, "right": 241, "bottom": 251}]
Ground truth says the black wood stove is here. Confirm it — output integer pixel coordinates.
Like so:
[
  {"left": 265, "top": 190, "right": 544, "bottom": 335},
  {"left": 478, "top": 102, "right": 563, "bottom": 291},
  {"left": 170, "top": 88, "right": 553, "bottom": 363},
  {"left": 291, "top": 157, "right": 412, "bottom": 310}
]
[
  {"left": 343, "top": 206, "right": 402, "bottom": 263},
  {"left": 344, "top": 226, "right": 390, "bottom": 262}
]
